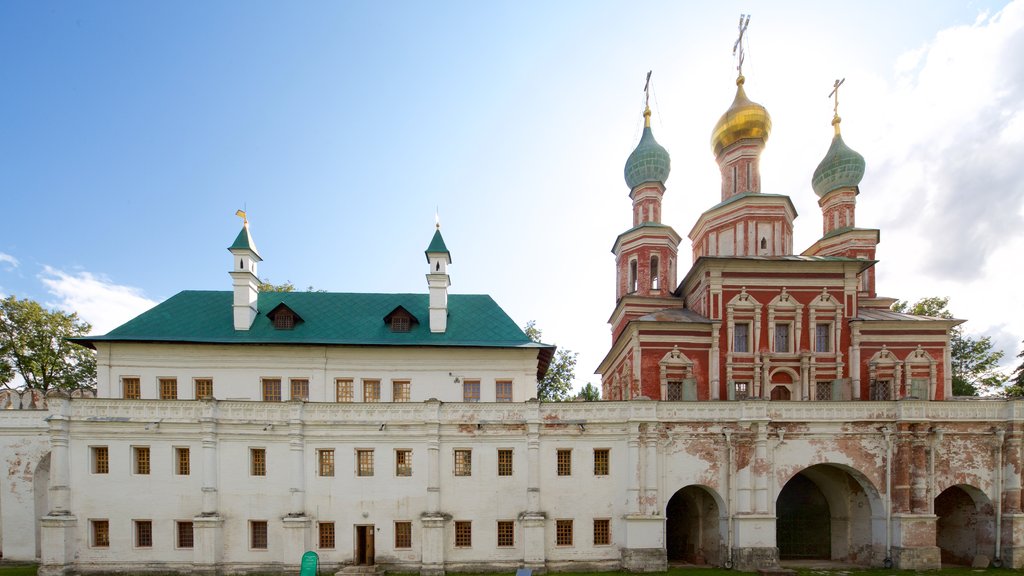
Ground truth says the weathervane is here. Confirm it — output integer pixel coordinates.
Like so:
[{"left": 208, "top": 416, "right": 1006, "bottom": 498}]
[
  {"left": 733, "top": 14, "right": 751, "bottom": 77},
  {"left": 829, "top": 78, "right": 846, "bottom": 131},
  {"left": 235, "top": 209, "right": 248, "bottom": 225}
]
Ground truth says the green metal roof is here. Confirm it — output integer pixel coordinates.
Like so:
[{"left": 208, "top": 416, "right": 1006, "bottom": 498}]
[
  {"left": 425, "top": 229, "right": 450, "bottom": 262},
  {"left": 228, "top": 224, "right": 261, "bottom": 258},
  {"left": 812, "top": 132, "right": 865, "bottom": 197},
  {"left": 624, "top": 125, "right": 671, "bottom": 189},
  {"left": 76, "top": 291, "right": 545, "bottom": 349}
]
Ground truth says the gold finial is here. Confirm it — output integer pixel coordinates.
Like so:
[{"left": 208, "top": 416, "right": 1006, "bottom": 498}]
[
  {"left": 434, "top": 208, "right": 441, "bottom": 229},
  {"left": 733, "top": 14, "right": 751, "bottom": 78},
  {"left": 829, "top": 78, "right": 845, "bottom": 135},
  {"left": 235, "top": 209, "right": 248, "bottom": 225},
  {"left": 643, "top": 70, "right": 653, "bottom": 127}
]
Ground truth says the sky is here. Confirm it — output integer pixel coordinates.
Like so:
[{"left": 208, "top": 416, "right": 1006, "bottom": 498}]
[{"left": 2, "top": 1, "right": 1023, "bottom": 390}]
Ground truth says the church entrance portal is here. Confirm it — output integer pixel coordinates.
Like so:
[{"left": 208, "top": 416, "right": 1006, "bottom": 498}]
[
  {"left": 666, "top": 485, "right": 721, "bottom": 565},
  {"left": 934, "top": 485, "right": 994, "bottom": 566},
  {"left": 776, "top": 464, "right": 880, "bottom": 564},
  {"left": 355, "top": 525, "right": 375, "bottom": 566}
]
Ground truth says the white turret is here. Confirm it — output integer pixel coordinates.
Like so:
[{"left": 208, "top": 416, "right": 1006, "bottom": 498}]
[
  {"left": 424, "top": 225, "right": 451, "bottom": 333},
  {"left": 228, "top": 212, "right": 262, "bottom": 331}
]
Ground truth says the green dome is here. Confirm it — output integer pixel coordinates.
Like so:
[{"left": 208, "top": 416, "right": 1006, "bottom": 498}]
[
  {"left": 812, "top": 131, "right": 865, "bottom": 197},
  {"left": 815, "top": 130, "right": 864, "bottom": 196},
  {"left": 624, "top": 122, "right": 671, "bottom": 190}
]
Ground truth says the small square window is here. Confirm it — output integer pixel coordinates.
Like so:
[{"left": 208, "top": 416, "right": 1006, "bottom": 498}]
[
  {"left": 593, "top": 449, "right": 609, "bottom": 476},
  {"left": 357, "top": 449, "right": 374, "bottom": 477},
  {"left": 393, "top": 380, "right": 410, "bottom": 402},
  {"left": 556, "top": 519, "right": 573, "bottom": 547},
  {"left": 495, "top": 380, "right": 513, "bottom": 402},
  {"left": 251, "top": 521, "right": 268, "bottom": 549},
  {"left": 557, "top": 449, "right": 572, "bottom": 476},
  {"left": 363, "top": 379, "right": 380, "bottom": 403},
  {"left": 497, "top": 520, "right": 514, "bottom": 547},
  {"left": 593, "top": 518, "right": 611, "bottom": 546},
  {"left": 160, "top": 378, "right": 177, "bottom": 400},
  {"left": 176, "top": 447, "right": 190, "bottom": 475},
  {"left": 135, "top": 520, "right": 153, "bottom": 548},
  {"left": 454, "top": 449, "right": 472, "bottom": 476},
  {"left": 497, "top": 449, "right": 513, "bottom": 477},
  {"left": 454, "top": 521, "right": 471, "bottom": 547},
  {"left": 251, "top": 448, "right": 266, "bottom": 476},
  {"left": 463, "top": 379, "right": 480, "bottom": 402},
  {"left": 176, "top": 521, "right": 194, "bottom": 549},
  {"left": 273, "top": 311, "right": 294, "bottom": 330},
  {"left": 262, "top": 379, "right": 282, "bottom": 402},
  {"left": 336, "top": 379, "right": 353, "bottom": 402},
  {"left": 194, "top": 378, "right": 213, "bottom": 399},
  {"left": 290, "top": 378, "right": 309, "bottom": 401},
  {"left": 318, "top": 449, "right": 335, "bottom": 477},
  {"left": 319, "top": 522, "right": 335, "bottom": 549},
  {"left": 395, "top": 449, "right": 412, "bottom": 477},
  {"left": 92, "top": 520, "right": 109, "bottom": 548},
  {"left": 734, "top": 381, "right": 750, "bottom": 400},
  {"left": 395, "top": 521, "right": 412, "bottom": 549},
  {"left": 134, "top": 446, "right": 150, "bottom": 475},
  {"left": 123, "top": 377, "right": 141, "bottom": 399},
  {"left": 391, "top": 316, "right": 410, "bottom": 332},
  {"left": 92, "top": 446, "right": 109, "bottom": 474}
]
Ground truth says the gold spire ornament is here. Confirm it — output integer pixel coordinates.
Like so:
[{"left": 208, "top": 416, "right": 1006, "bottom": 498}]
[
  {"left": 733, "top": 14, "right": 751, "bottom": 78},
  {"left": 235, "top": 209, "right": 248, "bottom": 225},
  {"left": 643, "top": 70, "right": 653, "bottom": 127},
  {"left": 829, "top": 78, "right": 846, "bottom": 135}
]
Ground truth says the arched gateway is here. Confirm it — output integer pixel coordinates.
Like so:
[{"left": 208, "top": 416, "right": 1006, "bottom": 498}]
[
  {"left": 776, "top": 464, "right": 883, "bottom": 564},
  {"left": 934, "top": 485, "right": 995, "bottom": 566},
  {"left": 665, "top": 485, "right": 724, "bottom": 565}
]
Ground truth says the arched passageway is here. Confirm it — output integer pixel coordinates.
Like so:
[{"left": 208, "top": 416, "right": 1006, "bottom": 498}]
[
  {"left": 934, "top": 485, "right": 994, "bottom": 566},
  {"left": 666, "top": 485, "right": 722, "bottom": 565},
  {"left": 776, "top": 463, "right": 881, "bottom": 564}
]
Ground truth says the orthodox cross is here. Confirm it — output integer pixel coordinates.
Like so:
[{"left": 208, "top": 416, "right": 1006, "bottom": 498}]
[
  {"left": 733, "top": 14, "right": 751, "bottom": 76},
  {"left": 643, "top": 70, "right": 652, "bottom": 108},
  {"left": 829, "top": 78, "right": 846, "bottom": 117}
]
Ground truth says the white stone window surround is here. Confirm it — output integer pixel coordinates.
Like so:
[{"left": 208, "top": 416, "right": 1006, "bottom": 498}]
[
  {"left": 903, "top": 345, "right": 938, "bottom": 400},
  {"left": 659, "top": 346, "right": 695, "bottom": 401},
  {"left": 767, "top": 288, "right": 801, "bottom": 356}
]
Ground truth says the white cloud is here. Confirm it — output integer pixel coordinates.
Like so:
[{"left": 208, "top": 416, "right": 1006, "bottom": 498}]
[
  {"left": 0, "top": 252, "right": 18, "bottom": 269},
  {"left": 39, "top": 266, "right": 158, "bottom": 335}
]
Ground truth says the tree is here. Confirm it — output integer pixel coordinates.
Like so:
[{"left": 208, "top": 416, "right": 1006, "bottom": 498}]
[
  {"left": 524, "top": 321, "right": 577, "bottom": 402},
  {"left": 258, "top": 279, "right": 324, "bottom": 292},
  {"left": 577, "top": 382, "right": 601, "bottom": 401},
  {"left": 0, "top": 295, "right": 96, "bottom": 392},
  {"left": 1006, "top": 340, "right": 1024, "bottom": 398},
  {"left": 891, "top": 297, "right": 1004, "bottom": 396}
]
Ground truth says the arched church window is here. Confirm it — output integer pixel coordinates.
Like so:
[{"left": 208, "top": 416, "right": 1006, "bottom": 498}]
[
  {"left": 650, "top": 255, "right": 659, "bottom": 290},
  {"left": 760, "top": 237, "right": 767, "bottom": 250},
  {"left": 629, "top": 259, "right": 638, "bottom": 293}
]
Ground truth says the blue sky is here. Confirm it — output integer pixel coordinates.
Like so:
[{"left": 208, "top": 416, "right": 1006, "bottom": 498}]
[{"left": 2, "top": 1, "right": 1022, "bottom": 389}]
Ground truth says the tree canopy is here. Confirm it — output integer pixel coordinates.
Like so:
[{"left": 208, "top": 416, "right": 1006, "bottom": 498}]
[
  {"left": 258, "top": 279, "right": 324, "bottom": 293},
  {"left": 1006, "top": 340, "right": 1024, "bottom": 398},
  {"left": 0, "top": 295, "right": 96, "bottom": 392},
  {"left": 891, "top": 297, "right": 1004, "bottom": 396},
  {"left": 576, "top": 382, "right": 601, "bottom": 401},
  {"left": 524, "top": 321, "right": 577, "bottom": 402}
]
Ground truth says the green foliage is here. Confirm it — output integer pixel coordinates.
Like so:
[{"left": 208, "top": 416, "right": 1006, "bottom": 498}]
[
  {"left": 891, "top": 297, "right": 1004, "bottom": 396},
  {"left": 577, "top": 382, "right": 601, "bottom": 401},
  {"left": 524, "top": 320, "right": 577, "bottom": 402},
  {"left": 1005, "top": 339, "right": 1024, "bottom": 398},
  {"left": 0, "top": 296, "right": 96, "bottom": 392},
  {"left": 258, "top": 279, "right": 324, "bottom": 292}
]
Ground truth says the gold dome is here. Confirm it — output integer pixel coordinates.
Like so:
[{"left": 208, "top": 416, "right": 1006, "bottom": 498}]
[{"left": 710, "top": 75, "right": 772, "bottom": 156}]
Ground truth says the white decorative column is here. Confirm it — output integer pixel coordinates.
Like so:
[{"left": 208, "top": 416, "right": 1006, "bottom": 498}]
[
  {"left": 522, "top": 418, "right": 546, "bottom": 571},
  {"left": 283, "top": 403, "right": 310, "bottom": 569},
  {"left": 40, "top": 391, "right": 76, "bottom": 576},
  {"left": 194, "top": 402, "right": 223, "bottom": 571},
  {"left": 420, "top": 400, "right": 446, "bottom": 576}
]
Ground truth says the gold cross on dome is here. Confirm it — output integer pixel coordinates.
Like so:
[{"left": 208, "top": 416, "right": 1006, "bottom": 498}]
[
  {"left": 829, "top": 78, "right": 845, "bottom": 117},
  {"left": 733, "top": 14, "right": 751, "bottom": 76}
]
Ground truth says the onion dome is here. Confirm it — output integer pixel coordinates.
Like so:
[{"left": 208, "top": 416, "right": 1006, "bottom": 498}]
[
  {"left": 624, "top": 107, "right": 671, "bottom": 189},
  {"left": 811, "top": 117, "right": 866, "bottom": 197},
  {"left": 710, "top": 76, "right": 772, "bottom": 156}
]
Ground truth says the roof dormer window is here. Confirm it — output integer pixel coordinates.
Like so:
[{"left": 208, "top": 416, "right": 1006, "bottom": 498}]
[
  {"left": 384, "top": 306, "right": 419, "bottom": 333},
  {"left": 267, "top": 303, "right": 303, "bottom": 330},
  {"left": 392, "top": 316, "right": 410, "bottom": 332}
]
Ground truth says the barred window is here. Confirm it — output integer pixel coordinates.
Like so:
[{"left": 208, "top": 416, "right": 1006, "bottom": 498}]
[
  {"left": 176, "top": 521, "right": 194, "bottom": 549},
  {"left": 557, "top": 449, "right": 572, "bottom": 476},
  {"left": 251, "top": 521, "right": 268, "bottom": 549},
  {"left": 593, "top": 448, "right": 610, "bottom": 476},
  {"left": 393, "top": 380, "right": 410, "bottom": 402},
  {"left": 318, "top": 449, "right": 335, "bottom": 477},
  {"left": 357, "top": 449, "right": 374, "bottom": 477},
  {"left": 391, "top": 316, "right": 410, "bottom": 332},
  {"left": 251, "top": 448, "right": 266, "bottom": 476},
  {"left": 123, "top": 377, "right": 141, "bottom": 399},
  {"left": 395, "top": 521, "right": 412, "bottom": 549},
  {"left": 815, "top": 323, "right": 831, "bottom": 353},
  {"left": 290, "top": 378, "right": 309, "bottom": 401},
  {"left": 495, "top": 380, "right": 513, "bottom": 402},
  {"left": 666, "top": 380, "right": 683, "bottom": 401},
  {"left": 734, "top": 381, "right": 750, "bottom": 400},
  {"left": 454, "top": 449, "right": 472, "bottom": 476},
  {"left": 195, "top": 378, "right": 213, "bottom": 399},
  {"left": 336, "top": 379, "right": 353, "bottom": 402},
  {"left": 176, "top": 447, "right": 190, "bottom": 475},
  {"left": 497, "top": 449, "right": 513, "bottom": 477},
  {"left": 497, "top": 520, "right": 514, "bottom": 547},
  {"left": 319, "top": 522, "right": 335, "bottom": 549},
  {"left": 593, "top": 518, "right": 611, "bottom": 546},
  {"left": 92, "top": 446, "right": 109, "bottom": 474},
  {"left": 159, "top": 377, "right": 177, "bottom": 400},
  {"left": 395, "top": 449, "right": 412, "bottom": 477},
  {"left": 363, "top": 379, "right": 380, "bottom": 402},
  {"left": 273, "top": 310, "right": 294, "bottom": 330},
  {"left": 463, "top": 379, "right": 480, "bottom": 402},
  {"left": 555, "top": 519, "right": 573, "bottom": 546},
  {"left": 134, "top": 446, "right": 150, "bottom": 475},
  {"left": 135, "top": 520, "right": 152, "bottom": 548},
  {"left": 262, "top": 378, "right": 282, "bottom": 402},
  {"left": 454, "top": 521, "right": 471, "bottom": 547},
  {"left": 870, "top": 380, "right": 891, "bottom": 401},
  {"left": 92, "top": 520, "right": 109, "bottom": 547},
  {"left": 815, "top": 381, "right": 833, "bottom": 401}
]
